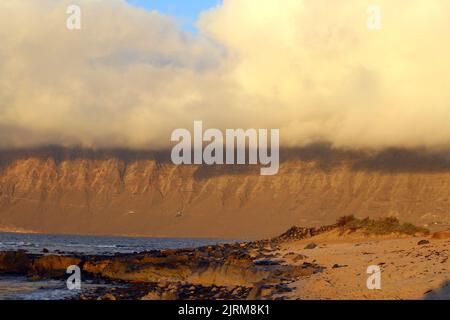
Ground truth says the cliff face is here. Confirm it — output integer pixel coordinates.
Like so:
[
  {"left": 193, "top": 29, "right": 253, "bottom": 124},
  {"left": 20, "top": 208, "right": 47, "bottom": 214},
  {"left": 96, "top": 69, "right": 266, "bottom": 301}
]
[{"left": 0, "top": 151, "right": 450, "bottom": 238}]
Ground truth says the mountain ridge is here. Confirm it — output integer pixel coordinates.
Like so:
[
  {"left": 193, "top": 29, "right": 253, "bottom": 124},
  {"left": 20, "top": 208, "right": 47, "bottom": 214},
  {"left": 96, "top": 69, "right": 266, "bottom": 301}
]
[{"left": 0, "top": 146, "right": 449, "bottom": 238}]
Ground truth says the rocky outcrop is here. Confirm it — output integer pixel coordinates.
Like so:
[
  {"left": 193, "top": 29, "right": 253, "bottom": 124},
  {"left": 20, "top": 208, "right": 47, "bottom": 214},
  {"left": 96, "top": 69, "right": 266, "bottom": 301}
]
[
  {"left": 0, "top": 250, "right": 80, "bottom": 278},
  {"left": 273, "top": 225, "right": 337, "bottom": 243},
  {"left": 0, "top": 237, "right": 324, "bottom": 300},
  {"left": 31, "top": 255, "right": 81, "bottom": 278},
  {"left": 0, "top": 251, "right": 30, "bottom": 274}
]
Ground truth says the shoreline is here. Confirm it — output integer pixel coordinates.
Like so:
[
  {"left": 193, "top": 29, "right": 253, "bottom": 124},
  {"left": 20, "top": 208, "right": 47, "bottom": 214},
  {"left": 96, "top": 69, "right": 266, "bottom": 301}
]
[
  {"left": 0, "top": 226, "right": 330, "bottom": 300},
  {"left": 0, "top": 227, "right": 249, "bottom": 242},
  {"left": 0, "top": 224, "right": 449, "bottom": 300}
]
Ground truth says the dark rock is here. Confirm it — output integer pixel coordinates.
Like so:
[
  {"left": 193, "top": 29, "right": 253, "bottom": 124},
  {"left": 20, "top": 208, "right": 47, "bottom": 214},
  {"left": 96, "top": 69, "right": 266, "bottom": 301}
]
[
  {"left": 0, "top": 250, "right": 31, "bottom": 274},
  {"left": 418, "top": 240, "right": 430, "bottom": 245},
  {"left": 332, "top": 264, "right": 348, "bottom": 269},
  {"left": 302, "top": 262, "right": 314, "bottom": 268},
  {"left": 273, "top": 225, "right": 336, "bottom": 243},
  {"left": 254, "top": 259, "right": 280, "bottom": 266},
  {"left": 275, "top": 284, "right": 293, "bottom": 293},
  {"left": 42, "top": 248, "right": 49, "bottom": 253},
  {"left": 304, "top": 243, "right": 317, "bottom": 250}
]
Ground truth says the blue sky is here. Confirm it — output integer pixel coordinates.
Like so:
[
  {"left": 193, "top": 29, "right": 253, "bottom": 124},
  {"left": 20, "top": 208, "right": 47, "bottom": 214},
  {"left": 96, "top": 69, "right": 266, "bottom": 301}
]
[{"left": 126, "top": 0, "right": 222, "bottom": 32}]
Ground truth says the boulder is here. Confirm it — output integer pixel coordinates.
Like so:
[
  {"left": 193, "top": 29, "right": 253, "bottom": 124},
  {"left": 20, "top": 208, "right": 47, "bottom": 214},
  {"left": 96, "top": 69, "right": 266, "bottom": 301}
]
[
  {"left": 0, "top": 250, "right": 31, "bottom": 274},
  {"left": 431, "top": 230, "right": 450, "bottom": 240},
  {"left": 304, "top": 243, "right": 317, "bottom": 250}
]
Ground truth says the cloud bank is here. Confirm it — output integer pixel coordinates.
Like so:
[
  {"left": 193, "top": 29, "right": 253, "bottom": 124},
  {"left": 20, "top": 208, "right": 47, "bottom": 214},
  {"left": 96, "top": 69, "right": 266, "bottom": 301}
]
[{"left": 0, "top": 0, "right": 449, "bottom": 150}]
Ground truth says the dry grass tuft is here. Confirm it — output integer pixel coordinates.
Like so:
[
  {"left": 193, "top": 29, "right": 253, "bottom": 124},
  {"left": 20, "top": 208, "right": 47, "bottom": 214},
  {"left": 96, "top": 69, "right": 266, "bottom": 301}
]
[{"left": 336, "top": 215, "right": 429, "bottom": 236}]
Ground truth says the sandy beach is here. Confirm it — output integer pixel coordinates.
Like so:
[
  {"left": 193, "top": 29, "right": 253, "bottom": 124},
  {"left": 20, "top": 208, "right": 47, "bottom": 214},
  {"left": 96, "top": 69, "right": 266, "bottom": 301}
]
[{"left": 275, "top": 231, "right": 450, "bottom": 300}]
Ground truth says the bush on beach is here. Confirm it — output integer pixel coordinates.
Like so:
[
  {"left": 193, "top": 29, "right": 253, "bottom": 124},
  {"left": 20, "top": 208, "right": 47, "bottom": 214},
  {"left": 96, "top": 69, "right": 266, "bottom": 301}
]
[{"left": 336, "top": 215, "right": 429, "bottom": 236}]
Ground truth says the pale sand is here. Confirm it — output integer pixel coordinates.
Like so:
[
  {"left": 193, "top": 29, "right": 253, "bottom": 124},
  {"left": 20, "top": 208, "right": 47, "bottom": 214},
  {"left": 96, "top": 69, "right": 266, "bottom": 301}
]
[
  {"left": 274, "top": 231, "right": 450, "bottom": 300},
  {"left": 0, "top": 226, "right": 38, "bottom": 234}
]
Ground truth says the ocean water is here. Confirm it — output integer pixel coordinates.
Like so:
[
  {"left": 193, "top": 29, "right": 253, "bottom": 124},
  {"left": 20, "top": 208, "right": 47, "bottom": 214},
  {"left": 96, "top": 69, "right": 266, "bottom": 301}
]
[
  {"left": 0, "top": 232, "right": 236, "bottom": 300},
  {"left": 0, "top": 276, "right": 111, "bottom": 300},
  {"left": 0, "top": 232, "right": 236, "bottom": 255}
]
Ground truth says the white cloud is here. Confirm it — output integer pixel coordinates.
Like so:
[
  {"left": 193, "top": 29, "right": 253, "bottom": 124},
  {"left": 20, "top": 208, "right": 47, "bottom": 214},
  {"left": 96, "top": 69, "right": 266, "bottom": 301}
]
[{"left": 0, "top": 0, "right": 450, "bottom": 149}]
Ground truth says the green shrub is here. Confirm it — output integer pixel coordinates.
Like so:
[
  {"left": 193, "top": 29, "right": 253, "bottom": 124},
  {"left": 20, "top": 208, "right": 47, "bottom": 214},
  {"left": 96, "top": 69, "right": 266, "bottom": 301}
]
[{"left": 336, "top": 215, "right": 429, "bottom": 236}]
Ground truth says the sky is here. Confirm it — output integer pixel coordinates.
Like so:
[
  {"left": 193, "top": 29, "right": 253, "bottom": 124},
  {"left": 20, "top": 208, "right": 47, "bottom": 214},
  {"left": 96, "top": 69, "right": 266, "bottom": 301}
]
[
  {"left": 1, "top": 0, "right": 450, "bottom": 150},
  {"left": 126, "top": 0, "right": 221, "bottom": 32}
]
